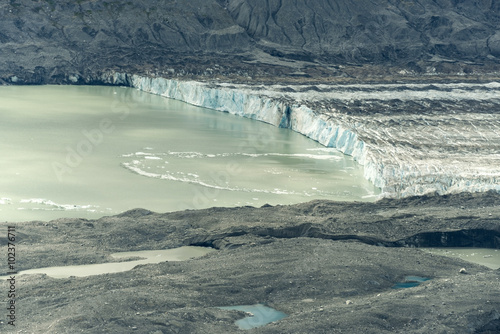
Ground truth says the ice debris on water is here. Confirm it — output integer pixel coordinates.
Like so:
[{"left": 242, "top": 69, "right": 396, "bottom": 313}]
[
  {"left": 18, "top": 198, "right": 99, "bottom": 211},
  {"left": 0, "top": 198, "right": 12, "bottom": 205}
]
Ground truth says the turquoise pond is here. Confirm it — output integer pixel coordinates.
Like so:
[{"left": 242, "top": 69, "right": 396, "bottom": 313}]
[
  {"left": 392, "top": 276, "right": 431, "bottom": 289},
  {"left": 217, "top": 304, "right": 287, "bottom": 330}
]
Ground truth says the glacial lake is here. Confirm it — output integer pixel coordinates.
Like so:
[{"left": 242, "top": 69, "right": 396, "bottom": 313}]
[
  {"left": 0, "top": 85, "right": 379, "bottom": 222},
  {"left": 0, "top": 246, "right": 214, "bottom": 279},
  {"left": 422, "top": 248, "right": 500, "bottom": 270}
]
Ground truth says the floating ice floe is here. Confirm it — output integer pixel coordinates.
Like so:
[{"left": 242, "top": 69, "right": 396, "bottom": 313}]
[
  {"left": 18, "top": 198, "right": 99, "bottom": 211},
  {"left": 0, "top": 198, "right": 12, "bottom": 205},
  {"left": 124, "top": 150, "right": 342, "bottom": 161},
  {"left": 121, "top": 161, "right": 299, "bottom": 195}
]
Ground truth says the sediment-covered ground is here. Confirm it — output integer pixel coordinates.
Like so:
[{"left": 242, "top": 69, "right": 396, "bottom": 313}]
[{"left": 1, "top": 192, "right": 499, "bottom": 333}]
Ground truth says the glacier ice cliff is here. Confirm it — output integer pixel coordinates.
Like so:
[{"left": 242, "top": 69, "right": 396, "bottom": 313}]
[{"left": 108, "top": 73, "right": 500, "bottom": 198}]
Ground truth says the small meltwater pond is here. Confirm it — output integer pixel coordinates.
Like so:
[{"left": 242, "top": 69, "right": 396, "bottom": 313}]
[
  {"left": 0, "top": 246, "right": 215, "bottom": 279},
  {"left": 421, "top": 248, "right": 500, "bottom": 270},
  {"left": 218, "top": 304, "right": 288, "bottom": 330},
  {"left": 392, "top": 276, "right": 431, "bottom": 289}
]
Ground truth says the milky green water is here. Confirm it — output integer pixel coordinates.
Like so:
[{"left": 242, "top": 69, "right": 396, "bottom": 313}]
[
  {"left": 0, "top": 246, "right": 214, "bottom": 279},
  {"left": 422, "top": 248, "right": 500, "bottom": 269},
  {"left": 0, "top": 85, "right": 379, "bottom": 222}
]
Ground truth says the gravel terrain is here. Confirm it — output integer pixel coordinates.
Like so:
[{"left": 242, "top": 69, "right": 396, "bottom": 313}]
[{"left": 1, "top": 192, "right": 499, "bottom": 333}]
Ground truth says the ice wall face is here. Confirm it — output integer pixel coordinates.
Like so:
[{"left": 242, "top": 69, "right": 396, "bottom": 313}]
[
  {"left": 122, "top": 74, "right": 500, "bottom": 198},
  {"left": 126, "top": 75, "right": 382, "bottom": 190},
  {"left": 128, "top": 76, "right": 287, "bottom": 126}
]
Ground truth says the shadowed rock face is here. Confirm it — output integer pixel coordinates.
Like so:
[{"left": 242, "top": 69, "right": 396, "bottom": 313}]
[
  {"left": 0, "top": 0, "right": 254, "bottom": 82},
  {"left": 225, "top": 0, "right": 500, "bottom": 62},
  {"left": 1, "top": 0, "right": 500, "bottom": 83}
]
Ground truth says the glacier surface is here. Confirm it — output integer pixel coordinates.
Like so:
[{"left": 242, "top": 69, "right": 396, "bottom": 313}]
[{"left": 107, "top": 73, "right": 500, "bottom": 198}]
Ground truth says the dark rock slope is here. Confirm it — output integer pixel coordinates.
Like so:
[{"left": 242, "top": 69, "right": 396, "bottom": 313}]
[
  {"left": 1, "top": 0, "right": 500, "bottom": 83},
  {"left": 225, "top": 0, "right": 500, "bottom": 63}
]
